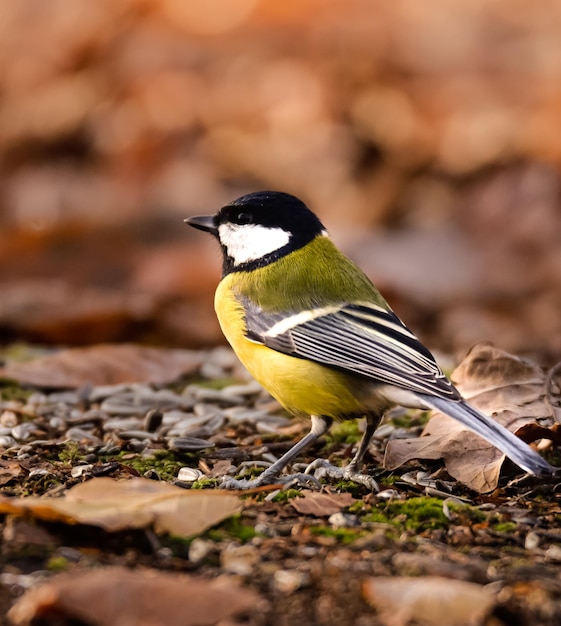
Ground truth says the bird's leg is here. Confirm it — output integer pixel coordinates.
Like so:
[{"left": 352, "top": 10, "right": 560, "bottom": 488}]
[
  {"left": 221, "top": 415, "right": 333, "bottom": 490},
  {"left": 305, "top": 414, "right": 380, "bottom": 491}
]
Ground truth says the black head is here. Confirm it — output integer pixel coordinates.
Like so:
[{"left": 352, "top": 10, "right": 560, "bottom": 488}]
[{"left": 186, "top": 191, "right": 326, "bottom": 275}]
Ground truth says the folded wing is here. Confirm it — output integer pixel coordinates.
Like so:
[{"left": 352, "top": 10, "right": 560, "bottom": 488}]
[{"left": 245, "top": 300, "right": 460, "bottom": 400}]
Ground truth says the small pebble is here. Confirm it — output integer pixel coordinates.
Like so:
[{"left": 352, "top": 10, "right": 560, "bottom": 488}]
[
  {"left": 298, "top": 546, "right": 320, "bottom": 558},
  {"left": 525, "top": 531, "right": 540, "bottom": 550},
  {"left": 49, "top": 417, "right": 67, "bottom": 430},
  {"left": 11, "top": 423, "right": 39, "bottom": 441},
  {"left": 221, "top": 381, "right": 263, "bottom": 396},
  {"left": 188, "top": 538, "right": 216, "bottom": 564},
  {"left": 28, "top": 468, "right": 51, "bottom": 478},
  {"left": 193, "top": 403, "right": 224, "bottom": 418},
  {"left": 545, "top": 545, "right": 561, "bottom": 561},
  {"left": 117, "top": 430, "right": 159, "bottom": 441},
  {"left": 0, "top": 411, "right": 19, "bottom": 427},
  {"left": 256, "top": 418, "right": 289, "bottom": 434},
  {"left": 126, "top": 440, "right": 150, "bottom": 452},
  {"left": 97, "top": 444, "right": 121, "bottom": 455},
  {"left": 179, "top": 414, "right": 225, "bottom": 438},
  {"left": 223, "top": 407, "right": 272, "bottom": 423},
  {"left": 328, "top": 512, "right": 360, "bottom": 529},
  {"left": 220, "top": 544, "right": 260, "bottom": 576},
  {"left": 56, "top": 547, "right": 83, "bottom": 562},
  {"left": 70, "top": 465, "right": 93, "bottom": 478},
  {"left": 103, "top": 418, "right": 144, "bottom": 432},
  {"left": 144, "top": 409, "right": 163, "bottom": 433},
  {"left": 46, "top": 391, "right": 80, "bottom": 404},
  {"left": 164, "top": 413, "right": 216, "bottom": 436},
  {"left": 66, "top": 409, "right": 107, "bottom": 424},
  {"left": 177, "top": 467, "right": 204, "bottom": 482},
  {"left": 273, "top": 569, "right": 310, "bottom": 593},
  {"left": 143, "top": 470, "right": 161, "bottom": 480},
  {"left": 65, "top": 428, "right": 101, "bottom": 444},
  {"left": 0, "top": 436, "right": 17, "bottom": 448},
  {"left": 377, "top": 489, "right": 400, "bottom": 500},
  {"left": 189, "top": 387, "right": 245, "bottom": 406},
  {"left": 26, "top": 392, "right": 48, "bottom": 405},
  {"left": 168, "top": 437, "right": 215, "bottom": 452},
  {"left": 100, "top": 396, "right": 151, "bottom": 416}
]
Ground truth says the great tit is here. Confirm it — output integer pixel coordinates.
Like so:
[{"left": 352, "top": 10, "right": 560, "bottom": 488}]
[{"left": 186, "top": 191, "right": 555, "bottom": 489}]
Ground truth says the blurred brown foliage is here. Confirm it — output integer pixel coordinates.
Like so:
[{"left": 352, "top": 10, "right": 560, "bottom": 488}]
[{"left": 0, "top": 0, "right": 560, "bottom": 356}]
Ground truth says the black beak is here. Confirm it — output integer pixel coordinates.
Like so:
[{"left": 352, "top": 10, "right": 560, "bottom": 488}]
[{"left": 184, "top": 215, "right": 218, "bottom": 235}]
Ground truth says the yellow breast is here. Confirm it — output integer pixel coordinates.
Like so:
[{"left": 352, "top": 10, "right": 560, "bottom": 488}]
[{"left": 214, "top": 275, "right": 367, "bottom": 419}]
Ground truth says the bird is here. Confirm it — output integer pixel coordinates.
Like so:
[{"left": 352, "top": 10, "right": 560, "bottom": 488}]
[{"left": 185, "top": 191, "right": 555, "bottom": 489}]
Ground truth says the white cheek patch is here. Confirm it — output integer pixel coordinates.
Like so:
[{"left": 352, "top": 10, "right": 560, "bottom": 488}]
[{"left": 218, "top": 223, "right": 291, "bottom": 266}]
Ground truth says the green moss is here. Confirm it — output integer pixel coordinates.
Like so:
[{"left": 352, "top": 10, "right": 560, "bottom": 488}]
[
  {"left": 161, "top": 534, "right": 193, "bottom": 558},
  {"left": 362, "top": 508, "right": 392, "bottom": 525},
  {"left": 492, "top": 522, "right": 517, "bottom": 533},
  {"left": 46, "top": 556, "right": 70, "bottom": 572},
  {"left": 447, "top": 502, "right": 487, "bottom": 524},
  {"left": 362, "top": 497, "right": 449, "bottom": 532},
  {"left": 191, "top": 477, "right": 221, "bottom": 489},
  {"left": 0, "top": 380, "right": 33, "bottom": 402},
  {"left": 205, "top": 514, "right": 257, "bottom": 543},
  {"left": 270, "top": 488, "right": 301, "bottom": 503},
  {"left": 309, "top": 526, "right": 365, "bottom": 544},
  {"left": 326, "top": 421, "right": 362, "bottom": 445},
  {"left": 334, "top": 480, "right": 366, "bottom": 497},
  {"left": 58, "top": 442, "right": 85, "bottom": 464},
  {"left": 348, "top": 500, "right": 368, "bottom": 514},
  {"left": 379, "top": 475, "right": 399, "bottom": 487}
]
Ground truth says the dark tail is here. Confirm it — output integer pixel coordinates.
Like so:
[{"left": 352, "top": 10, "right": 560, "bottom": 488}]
[{"left": 417, "top": 394, "right": 556, "bottom": 476}]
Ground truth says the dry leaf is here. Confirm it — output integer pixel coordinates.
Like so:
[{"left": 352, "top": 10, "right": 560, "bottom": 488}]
[
  {"left": 0, "top": 459, "right": 24, "bottom": 486},
  {"left": 384, "top": 343, "right": 556, "bottom": 492},
  {"left": 362, "top": 576, "right": 495, "bottom": 626},
  {"left": 0, "top": 477, "right": 241, "bottom": 537},
  {"left": 0, "top": 344, "right": 202, "bottom": 388},
  {"left": 290, "top": 491, "right": 354, "bottom": 517},
  {"left": 8, "top": 566, "right": 259, "bottom": 626},
  {"left": 546, "top": 361, "right": 561, "bottom": 424}
]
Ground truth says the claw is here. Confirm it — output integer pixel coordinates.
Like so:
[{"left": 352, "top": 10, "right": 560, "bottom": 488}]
[
  {"left": 304, "top": 458, "right": 379, "bottom": 491},
  {"left": 220, "top": 471, "right": 321, "bottom": 491}
]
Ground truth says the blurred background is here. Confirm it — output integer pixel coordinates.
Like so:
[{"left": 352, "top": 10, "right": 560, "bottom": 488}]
[{"left": 1, "top": 0, "right": 560, "bottom": 360}]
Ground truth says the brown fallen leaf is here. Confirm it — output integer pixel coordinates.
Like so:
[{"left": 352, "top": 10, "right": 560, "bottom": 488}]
[
  {"left": 362, "top": 575, "right": 495, "bottom": 626},
  {"left": 546, "top": 361, "right": 561, "bottom": 424},
  {"left": 8, "top": 566, "right": 259, "bottom": 626},
  {"left": 384, "top": 343, "right": 556, "bottom": 492},
  {"left": 290, "top": 491, "right": 354, "bottom": 517},
  {"left": 0, "top": 459, "right": 25, "bottom": 486},
  {"left": 0, "top": 477, "right": 241, "bottom": 537},
  {"left": 0, "top": 343, "right": 202, "bottom": 388}
]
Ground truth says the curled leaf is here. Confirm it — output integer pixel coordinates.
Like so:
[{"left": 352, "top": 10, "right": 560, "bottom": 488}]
[{"left": 384, "top": 343, "right": 556, "bottom": 492}]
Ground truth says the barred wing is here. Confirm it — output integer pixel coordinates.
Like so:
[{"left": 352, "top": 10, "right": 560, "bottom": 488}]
[{"left": 245, "top": 301, "right": 460, "bottom": 400}]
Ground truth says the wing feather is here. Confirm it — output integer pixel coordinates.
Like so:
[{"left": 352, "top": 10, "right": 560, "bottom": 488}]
[{"left": 244, "top": 300, "right": 459, "bottom": 399}]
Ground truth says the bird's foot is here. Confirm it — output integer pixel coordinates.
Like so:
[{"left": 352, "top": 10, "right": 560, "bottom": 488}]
[
  {"left": 220, "top": 469, "right": 321, "bottom": 491},
  {"left": 304, "top": 459, "right": 379, "bottom": 491}
]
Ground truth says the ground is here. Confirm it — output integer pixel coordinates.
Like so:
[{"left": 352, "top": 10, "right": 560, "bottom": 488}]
[{"left": 0, "top": 346, "right": 560, "bottom": 625}]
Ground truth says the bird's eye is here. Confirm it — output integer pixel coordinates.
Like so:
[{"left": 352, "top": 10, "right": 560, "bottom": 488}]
[{"left": 236, "top": 212, "right": 252, "bottom": 225}]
